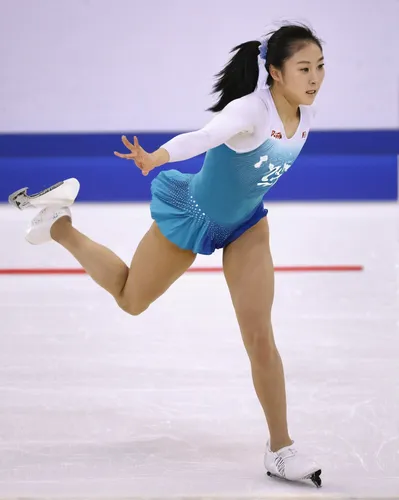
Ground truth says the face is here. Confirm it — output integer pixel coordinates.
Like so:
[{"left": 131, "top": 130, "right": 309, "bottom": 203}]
[{"left": 270, "top": 42, "right": 325, "bottom": 105}]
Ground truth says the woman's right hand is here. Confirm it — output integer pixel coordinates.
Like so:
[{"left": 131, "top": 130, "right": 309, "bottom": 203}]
[{"left": 114, "top": 135, "right": 161, "bottom": 176}]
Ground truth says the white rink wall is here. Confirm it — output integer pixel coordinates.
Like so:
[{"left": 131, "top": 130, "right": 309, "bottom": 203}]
[{"left": 1, "top": 0, "right": 399, "bottom": 132}]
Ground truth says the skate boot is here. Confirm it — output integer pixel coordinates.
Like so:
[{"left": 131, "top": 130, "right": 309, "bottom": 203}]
[
  {"left": 8, "top": 178, "right": 80, "bottom": 211},
  {"left": 264, "top": 440, "right": 322, "bottom": 488},
  {"left": 25, "top": 206, "right": 72, "bottom": 245}
]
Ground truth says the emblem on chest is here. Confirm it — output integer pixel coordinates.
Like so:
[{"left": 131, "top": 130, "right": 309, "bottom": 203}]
[{"left": 253, "top": 154, "right": 292, "bottom": 188}]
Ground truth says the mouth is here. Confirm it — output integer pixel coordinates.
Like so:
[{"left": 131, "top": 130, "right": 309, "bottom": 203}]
[{"left": 306, "top": 90, "right": 317, "bottom": 95}]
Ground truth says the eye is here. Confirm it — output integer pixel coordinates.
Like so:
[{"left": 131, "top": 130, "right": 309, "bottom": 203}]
[
  {"left": 318, "top": 64, "right": 325, "bottom": 70},
  {"left": 300, "top": 68, "right": 309, "bottom": 73}
]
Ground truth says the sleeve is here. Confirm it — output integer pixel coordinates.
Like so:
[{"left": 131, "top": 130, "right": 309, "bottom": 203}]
[{"left": 160, "top": 96, "right": 259, "bottom": 162}]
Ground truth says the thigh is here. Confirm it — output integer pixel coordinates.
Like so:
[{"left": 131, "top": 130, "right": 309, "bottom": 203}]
[
  {"left": 223, "top": 217, "right": 274, "bottom": 333},
  {"left": 122, "top": 222, "right": 196, "bottom": 309}
]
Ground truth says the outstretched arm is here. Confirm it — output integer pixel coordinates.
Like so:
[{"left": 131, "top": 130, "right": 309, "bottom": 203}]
[
  {"left": 114, "top": 97, "right": 258, "bottom": 175},
  {"left": 160, "top": 98, "right": 257, "bottom": 162}
]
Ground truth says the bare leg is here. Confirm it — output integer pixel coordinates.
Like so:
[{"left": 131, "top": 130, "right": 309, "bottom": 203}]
[
  {"left": 51, "top": 217, "right": 196, "bottom": 315},
  {"left": 222, "top": 217, "right": 292, "bottom": 452}
]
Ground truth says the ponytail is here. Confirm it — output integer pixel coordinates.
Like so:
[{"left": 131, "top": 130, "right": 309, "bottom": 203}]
[{"left": 207, "top": 41, "right": 261, "bottom": 113}]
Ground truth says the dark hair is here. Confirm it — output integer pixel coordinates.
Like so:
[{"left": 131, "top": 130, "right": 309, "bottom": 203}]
[{"left": 208, "top": 23, "right": 323, "bottom": 113}]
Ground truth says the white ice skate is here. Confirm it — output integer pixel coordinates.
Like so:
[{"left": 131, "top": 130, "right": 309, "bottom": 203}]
[
  {"left": 8, "top": 178, "right": 80, "bottom": 211},
  {"left": 25, "top": 206, "right": 72, "bottom": 245},
  {"left": 264, "top": 441, "right": 322, "bottom": 488}
]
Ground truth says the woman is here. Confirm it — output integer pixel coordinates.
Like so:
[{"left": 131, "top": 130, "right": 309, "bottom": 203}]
[{"left": 10, "top": 23, "right": 325, "bottom": 487}]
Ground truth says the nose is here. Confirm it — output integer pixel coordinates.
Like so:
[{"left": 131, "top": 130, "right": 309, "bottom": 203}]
[{"left": 309, "top": 69, "right": 318, "bottom": 85}]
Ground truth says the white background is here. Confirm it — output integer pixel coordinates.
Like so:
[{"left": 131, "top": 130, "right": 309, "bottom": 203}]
[{"left": 1, "top": 0, "right": 399, "bottom": 132}]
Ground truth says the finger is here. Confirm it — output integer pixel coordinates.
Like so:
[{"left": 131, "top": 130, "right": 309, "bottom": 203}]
[
  {"left": 114, "top": 151, "right": 137, "bottom": 159},
  {"left": 121, "top": 135, "right": 135, "bottom": 151},
  {"left": 114, "top": 151, "right": 128, "bottom": 158},
  {"left": 142, "top": 167, "right": 151, "bottom": 176},
  {"left": 134, "top": 136, "right": 140, "bottom": 148}
]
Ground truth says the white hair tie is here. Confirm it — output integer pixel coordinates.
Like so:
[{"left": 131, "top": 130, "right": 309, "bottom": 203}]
[{"left": 256, "top": 40, "right": 268, "bottom": 91}]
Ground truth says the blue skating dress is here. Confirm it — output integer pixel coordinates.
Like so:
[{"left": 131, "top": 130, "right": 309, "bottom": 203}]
[{"left": 150, "top": 88, "right": 313, "bottom": 255}]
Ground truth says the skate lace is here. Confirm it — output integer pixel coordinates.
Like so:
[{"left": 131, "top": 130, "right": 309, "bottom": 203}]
[
  {"left": 274, "top": 447, "right": 297, "bottom": 477},
  {"left": 279, "top": 446, "right": 297, "bottom": 459}
]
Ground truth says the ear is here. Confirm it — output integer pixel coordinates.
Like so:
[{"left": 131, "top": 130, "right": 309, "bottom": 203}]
[{"left": 268, "top": 65, "right": 282, "bottom": 83}]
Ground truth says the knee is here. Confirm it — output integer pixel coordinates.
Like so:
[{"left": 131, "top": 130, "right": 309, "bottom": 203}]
[
  {"left": 116, "top": 292, "right": 149, "bottom": 317},
  {"left": 241, "top": 322, "right": 277, "bottom": 367}
]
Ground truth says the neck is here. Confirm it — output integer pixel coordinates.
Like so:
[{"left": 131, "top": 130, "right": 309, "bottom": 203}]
[{"left": 270, "top": 85, "right": 299, "bottom": 121}]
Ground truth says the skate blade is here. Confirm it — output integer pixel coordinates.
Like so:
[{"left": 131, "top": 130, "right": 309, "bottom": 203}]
[
  {"left": 266, "top": 468, "right": 322, "bottom": 488},
  {"left": 9, "top": 178, "right": 80, "bottom": 210}
]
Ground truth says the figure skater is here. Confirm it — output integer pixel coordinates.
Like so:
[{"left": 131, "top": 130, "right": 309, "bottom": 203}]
[{"left": 9, "top": 23, "right": 325, "bottom": 487}]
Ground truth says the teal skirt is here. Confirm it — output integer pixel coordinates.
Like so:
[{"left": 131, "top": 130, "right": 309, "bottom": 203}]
[{"left": 150, "top": 170, "right": 268, "bottom": 255}]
